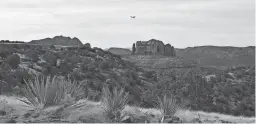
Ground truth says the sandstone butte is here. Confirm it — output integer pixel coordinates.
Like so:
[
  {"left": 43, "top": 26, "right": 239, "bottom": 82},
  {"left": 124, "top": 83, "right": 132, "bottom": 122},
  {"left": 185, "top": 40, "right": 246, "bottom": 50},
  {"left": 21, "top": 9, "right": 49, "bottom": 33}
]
[{"left": 132, "top": 39, "right": 176, "bottom": 56}]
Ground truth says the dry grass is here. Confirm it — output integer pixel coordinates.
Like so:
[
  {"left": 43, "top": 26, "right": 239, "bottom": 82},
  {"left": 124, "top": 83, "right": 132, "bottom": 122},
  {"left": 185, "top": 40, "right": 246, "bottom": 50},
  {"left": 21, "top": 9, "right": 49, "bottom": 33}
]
[
  {"left": 195, "top": 111, "right": 255, "bottom": 123},
  {"left": 0, "top": 95, "right": 32, "bottom": 115}
]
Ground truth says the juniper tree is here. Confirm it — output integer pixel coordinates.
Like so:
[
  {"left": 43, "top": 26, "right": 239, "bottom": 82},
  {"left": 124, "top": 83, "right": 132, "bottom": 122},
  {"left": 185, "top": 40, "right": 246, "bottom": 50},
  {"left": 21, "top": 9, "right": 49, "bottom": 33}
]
[{"left": 132, "top": 43, "right": 136, "bottom": 53}]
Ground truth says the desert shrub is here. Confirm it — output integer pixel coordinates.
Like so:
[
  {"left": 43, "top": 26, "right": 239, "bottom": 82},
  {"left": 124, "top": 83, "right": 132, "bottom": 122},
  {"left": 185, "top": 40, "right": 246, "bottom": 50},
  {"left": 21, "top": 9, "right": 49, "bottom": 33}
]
[
  {"left": 89, "top": 48, "right": 96, "bottom": 53},
  {"left": 123, "top": 70, "right": 138, "bottom": 79},
  {"left": 26, "top": 51, "right": 39, "bottom": 62},
  {"left": 101, "top": 86, "right": 129, "bottom": 122},
  {"left": 42, "top": 52, "right": 58, "bottom": 66},
  {"left": 126, "top": 86, "right": 141, "bottom": 106},
  {"left": 0, "top": 66, "right": 23, "bottom": 94},
  {"left": 82, "top": 57, "right": 93, "bottom": 65},
  {"left": 3, "top": 54, "right": 20, "bottom": 69},
  {"left": 0, "top": 63, "right": 12, "bottom": 71},
  {"left": 49, "top": 45, "right": 55, "bottom": 49},
  {"left": 58, "top": 62, "right": 74, "bottom": 75},
  {"left": 0, "top": 46, "right": 15, "bottom": 58},
  {"left": 140, "top": 89, "right": 158, "bottom": 108},
  {"left": 97, "top": 73, "right": 106, "bottom": 82},
  {"left": 20, "top": 75, "right": 87, "bottom": 109},
  {"left": 142, "top": 71, "right": 157, "bottom": 80},
  {"left": 84, "top": 72, "right": 95, "bottom": 79},
  {"left": 99, "top": 60, "right": 111, "bottom": 70},
  {"left": 42, "top": 63, "right": 61, "bottom": 75},
  {"left": 67, "top": 55, "right": 83, "bottom": 64}
]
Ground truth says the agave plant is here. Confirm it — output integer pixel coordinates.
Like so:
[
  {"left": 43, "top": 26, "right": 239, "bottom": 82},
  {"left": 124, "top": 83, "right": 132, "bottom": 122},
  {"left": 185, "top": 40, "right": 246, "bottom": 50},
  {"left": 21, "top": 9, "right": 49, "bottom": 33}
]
[
  {"left": 101, "top": 86, "right": 129, "bottom": 122},
  {"left": 20, "top": 75, "right": 87, "bottom": 109},
  {"left": 156, "top": 95, "right": 180, "bottom": 123}
]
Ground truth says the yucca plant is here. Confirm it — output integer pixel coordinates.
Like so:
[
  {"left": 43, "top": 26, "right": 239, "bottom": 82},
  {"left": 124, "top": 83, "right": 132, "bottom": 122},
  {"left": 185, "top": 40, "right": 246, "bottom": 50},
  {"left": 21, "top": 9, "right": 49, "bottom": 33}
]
[
  {"left": 156, "top": 94, "right": 180, "bottom": 123},
  {"left": 101, "top": 86, "right": 129, "bottom": 122},
  {"left": 20, "top": 75, "right": 87, "bottom": 109}
]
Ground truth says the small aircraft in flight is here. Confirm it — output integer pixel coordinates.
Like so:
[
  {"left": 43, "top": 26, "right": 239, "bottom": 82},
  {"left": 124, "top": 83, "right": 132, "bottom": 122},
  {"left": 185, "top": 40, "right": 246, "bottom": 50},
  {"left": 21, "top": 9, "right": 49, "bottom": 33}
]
[{"left": 130, "top": 16, "right": 136, "bottom": 18}]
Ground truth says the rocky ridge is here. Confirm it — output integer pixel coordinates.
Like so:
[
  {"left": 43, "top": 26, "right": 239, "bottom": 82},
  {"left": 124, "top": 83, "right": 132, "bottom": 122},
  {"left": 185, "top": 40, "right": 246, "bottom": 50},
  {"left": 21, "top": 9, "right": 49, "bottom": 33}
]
[{"left": 29, "top": 36, "right": 83, "bottom": 46}]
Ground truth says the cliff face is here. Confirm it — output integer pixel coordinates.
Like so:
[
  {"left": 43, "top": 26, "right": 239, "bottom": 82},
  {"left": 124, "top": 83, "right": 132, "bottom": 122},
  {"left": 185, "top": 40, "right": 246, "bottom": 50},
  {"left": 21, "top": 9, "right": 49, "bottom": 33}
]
[
  {"left": 134, "top": 39, "right": 175, "bottom": 56},
  {"left": 29, "top": 36, "right": 83, "bottom": 46}
]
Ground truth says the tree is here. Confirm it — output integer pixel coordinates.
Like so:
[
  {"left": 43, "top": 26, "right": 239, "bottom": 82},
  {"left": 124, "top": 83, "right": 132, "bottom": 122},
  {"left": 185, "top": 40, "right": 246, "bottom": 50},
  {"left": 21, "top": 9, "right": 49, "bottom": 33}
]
[{"left": 132, "top": 43, "right": 136, "bottom": 53}]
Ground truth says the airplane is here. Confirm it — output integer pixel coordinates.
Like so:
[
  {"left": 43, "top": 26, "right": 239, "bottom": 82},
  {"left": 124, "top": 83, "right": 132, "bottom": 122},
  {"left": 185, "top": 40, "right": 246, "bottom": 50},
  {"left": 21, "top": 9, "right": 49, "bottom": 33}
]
[{"left": 130, "top": 16, "right": 136, "bottom": 18}]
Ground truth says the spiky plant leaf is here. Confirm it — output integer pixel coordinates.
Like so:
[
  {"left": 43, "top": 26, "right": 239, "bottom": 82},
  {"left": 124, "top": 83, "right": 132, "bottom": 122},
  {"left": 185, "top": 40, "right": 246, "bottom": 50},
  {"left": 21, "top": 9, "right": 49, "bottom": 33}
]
[
  {"left": 101, "top": 86, "right": 129, "bottom": 122},
  {"left": 20, "top": 75, "right": 87, "bottom": 109},
  {"left": 156, "top": 95, "right": 179, "bottom": 118}
]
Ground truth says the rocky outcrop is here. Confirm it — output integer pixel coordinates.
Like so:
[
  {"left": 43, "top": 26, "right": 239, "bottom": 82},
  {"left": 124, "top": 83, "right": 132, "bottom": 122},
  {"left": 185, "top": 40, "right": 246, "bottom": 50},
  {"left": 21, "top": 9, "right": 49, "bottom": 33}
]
[
  {"left": 133, "top": 39, "right": 175, "bottom": 56},
  {"left": 29, "top": 36, "right": 83, "bottom": 47},
  {"left": 83, "top": 43, "right": 91, "bottom": 49}
]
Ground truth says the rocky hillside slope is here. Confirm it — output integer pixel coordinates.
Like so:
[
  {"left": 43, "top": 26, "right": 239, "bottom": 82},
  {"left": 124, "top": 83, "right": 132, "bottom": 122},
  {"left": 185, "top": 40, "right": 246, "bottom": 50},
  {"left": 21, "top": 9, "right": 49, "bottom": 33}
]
[
  {"left": 176, "top": 46, "right": 255, "bottom": 68},
  {"left": 107, "top": 47, "right": 132, "bottom": 55},
  {"left": 0, "top": 43, "right": 155, "bottom": 105},
  {"left": 29, "top": 36, "right": 83, "bottom": 46}
]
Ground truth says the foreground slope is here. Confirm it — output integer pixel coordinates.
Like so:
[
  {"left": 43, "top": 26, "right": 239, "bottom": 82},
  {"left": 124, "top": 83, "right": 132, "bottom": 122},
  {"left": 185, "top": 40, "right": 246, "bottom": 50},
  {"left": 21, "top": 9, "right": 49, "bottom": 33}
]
[{"left": 0, "top": 95, "right": 255, "bottom": 123}]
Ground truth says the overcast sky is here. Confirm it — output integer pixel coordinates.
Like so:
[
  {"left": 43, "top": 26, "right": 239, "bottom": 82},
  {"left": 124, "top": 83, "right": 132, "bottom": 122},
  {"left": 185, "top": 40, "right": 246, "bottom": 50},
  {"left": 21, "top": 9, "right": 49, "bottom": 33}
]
[{"left": 0, "top": 0, "right": 254, "bottom": 49}]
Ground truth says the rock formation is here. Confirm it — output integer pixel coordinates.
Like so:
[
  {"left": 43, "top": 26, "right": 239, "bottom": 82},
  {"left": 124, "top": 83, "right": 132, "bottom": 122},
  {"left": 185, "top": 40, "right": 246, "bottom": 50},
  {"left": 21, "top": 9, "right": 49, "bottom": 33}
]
[
  {"left": 84, "top": 43, "right": 91, "bottom": 48},
  {"left": 29, "top": 35, "right": 83, "bottom": 46},
  {"left": 133, "top": 39, "right": 175, "bottom": 56}
]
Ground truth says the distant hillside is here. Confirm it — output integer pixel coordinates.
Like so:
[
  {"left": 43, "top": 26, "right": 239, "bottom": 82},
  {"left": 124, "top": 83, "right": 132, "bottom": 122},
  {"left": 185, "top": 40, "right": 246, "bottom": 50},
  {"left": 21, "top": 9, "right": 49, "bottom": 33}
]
[
  {"left": 0, "top": 40, "right": 25, "bottom": 44},
  {"left": 176, "top": 46, "right": 255, "bottom": 67},
  {"left": 107, "top": 47, "right": 132, "bottom": 55},
  {"left": 29, "top": 35, "right": 83, "bottom": 46}
]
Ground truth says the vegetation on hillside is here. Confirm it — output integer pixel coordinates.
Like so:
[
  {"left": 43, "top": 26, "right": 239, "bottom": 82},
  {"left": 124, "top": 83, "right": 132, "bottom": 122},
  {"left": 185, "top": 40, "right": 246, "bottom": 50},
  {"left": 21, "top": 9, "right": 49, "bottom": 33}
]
[
  {"left": 0, "top": 43, "right": 255, "bottom": 123},
  {"left": 142, "top": 66, "right": 255, "bottom": 117}
]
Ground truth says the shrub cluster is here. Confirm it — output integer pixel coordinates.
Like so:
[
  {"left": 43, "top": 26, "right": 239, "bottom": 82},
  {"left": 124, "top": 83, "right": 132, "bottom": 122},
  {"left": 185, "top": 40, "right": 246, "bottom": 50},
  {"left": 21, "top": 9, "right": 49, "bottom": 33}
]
[{"left": 3, "top": 54, "right": 20, "bottom": 69}]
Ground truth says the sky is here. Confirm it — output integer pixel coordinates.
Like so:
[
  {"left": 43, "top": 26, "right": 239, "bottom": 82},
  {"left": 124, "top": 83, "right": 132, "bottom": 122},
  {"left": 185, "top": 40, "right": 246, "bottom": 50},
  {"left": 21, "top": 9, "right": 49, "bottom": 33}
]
[{"left": 0, "top": 0, "right": 254, "bottom": 49}]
